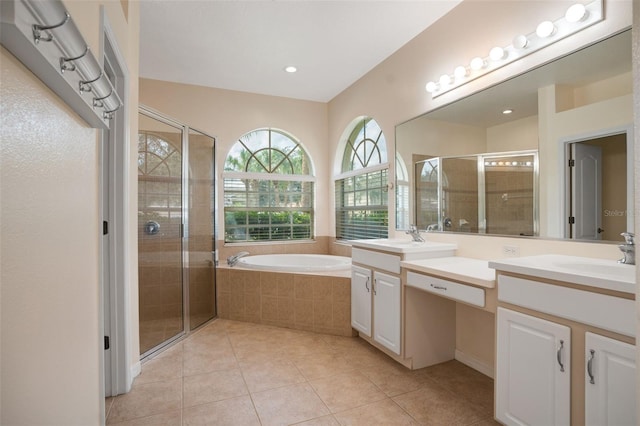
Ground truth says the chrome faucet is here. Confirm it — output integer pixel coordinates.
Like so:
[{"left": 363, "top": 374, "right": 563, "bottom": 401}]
[
  {"left": 227, "top": 251, "right": 250, "bottom": 267},
  {"left": 618, "top": 232, "right": 635, "bottom": 265},
  {"left": 406, "top": 224, "right": 425, "bottom": 242}
]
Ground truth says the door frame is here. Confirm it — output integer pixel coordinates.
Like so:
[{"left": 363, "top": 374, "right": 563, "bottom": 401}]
[
  {"left": 99, "top": 7, "right": 134, "bottom": 406},
  {"left": 560, "top": 125, "right": 634, "bottom": 239}
]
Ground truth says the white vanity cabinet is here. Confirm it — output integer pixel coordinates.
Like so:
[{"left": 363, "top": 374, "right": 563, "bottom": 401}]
[
  {"left": 496, "top": 307, "right": 571, "bottom": 426},
  {"left": 585, "top": 332, "right": 637, "bottom": 426},
  {"left": 350, "top": 264, "right": 372, "bottom": 337},
  {"left": 350, "top": 249, "right": 402, "bottom": 355},
  {"left": 372, "top": 271, "right": 401, "bottom": 355},
  {"left": 490, "top": 256, "right": 636, "bottom": 426}
]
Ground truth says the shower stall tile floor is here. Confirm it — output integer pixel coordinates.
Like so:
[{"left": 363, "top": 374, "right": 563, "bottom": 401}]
[{"left": 105, "top": 319, "right": 499, "bottom": 425}]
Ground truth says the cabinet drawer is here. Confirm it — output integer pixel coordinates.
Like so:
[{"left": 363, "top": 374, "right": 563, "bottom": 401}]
[
  {"left": 352, "top": 248, "right": 401, "bottom": 274},
  {"left": 407, "top": 271, "right": 485, "bottom": 307},
  {"left": 498, "top": 275, "right": 635, "bottom": 337}
]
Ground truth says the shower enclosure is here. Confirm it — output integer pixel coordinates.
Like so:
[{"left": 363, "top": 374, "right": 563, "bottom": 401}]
[
  {"left": 416, "top": 150, "right": 538, "bottom": 236},
  {"left": 138, "top": 107, "right": 216, "bottom": 358}
]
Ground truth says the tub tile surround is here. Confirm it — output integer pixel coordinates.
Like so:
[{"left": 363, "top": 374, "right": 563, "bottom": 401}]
[
  {"left": 217, "top": 266, "right": 354, "bottom": 336},
  {"left": 106, "top": 319, "right": 497, "bottom": 425}
]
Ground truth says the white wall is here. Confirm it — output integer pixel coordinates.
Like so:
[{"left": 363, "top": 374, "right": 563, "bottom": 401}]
[{"left": 0, "top": 1, "right": 139, "bottom": 424}]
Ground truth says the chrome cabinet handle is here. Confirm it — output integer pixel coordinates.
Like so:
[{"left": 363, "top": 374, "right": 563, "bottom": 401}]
[
  {"left": 587, "top": 349, "right": 595, "bottom": 384},
  {"left": 373, "top": 278, "right": 377, "bottom": 295},
  {"left": 430, "top": 283, "right": 447, "bottom": 291},
  {"left": 557, "top": 340, "right": 565, "bottom": 372},
  {"left": 365, "top": 277, "right": 370, "bottom": 293}
]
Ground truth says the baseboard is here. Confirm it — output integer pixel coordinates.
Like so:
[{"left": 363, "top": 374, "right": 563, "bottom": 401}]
[
  {"left": 130, "top": 361, "right": 141, "bottom": 381},
  {"left": 455, "top": 349, "right": 494, "bottom": 379}
]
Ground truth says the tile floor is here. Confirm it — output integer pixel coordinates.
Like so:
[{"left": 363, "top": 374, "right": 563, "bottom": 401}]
[{"left": 106, "top": 319, "right": 499, "bottom": 426}]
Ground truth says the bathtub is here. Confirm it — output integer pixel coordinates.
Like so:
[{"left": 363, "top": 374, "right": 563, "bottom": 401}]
[{"left": 234, "top": 254, "right": 351, "bottom": 272}]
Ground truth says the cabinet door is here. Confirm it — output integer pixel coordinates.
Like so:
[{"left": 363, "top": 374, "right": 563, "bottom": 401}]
[
  {"left": 585, "top": 332, "right": 636, "bottom": 426},
  {"left": 496, "top": 308, "right": 571, "bottom": 426},
  {"left": 373, "top": 271, "right": 401, "bottom": 355},
  {"left": 351, "top": 265, "right": 372, "bottom": 337}
]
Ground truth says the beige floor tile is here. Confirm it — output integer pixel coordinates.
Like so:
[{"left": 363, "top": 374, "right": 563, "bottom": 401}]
[
  {"left": 252, "top": 382, "right": 330, "bottom": 426},
  {"left": 421, "top": 360, "right": 494, "bottom": 416},
  {"left": 240, "top": 358, "right": 306, "bottom": 392},
  {"left": 333, "top": 398, "right": 419, "bottom": 426},
  {"left": 183, "top": 368, "right": 248, "bottom": 408},
  {"left": 392, "top": 380, "right": 486, "bottom": 426},
  {"left": 105, "top": 397, "right": 115, "bottom": 418},
  {"left": 183, "top": 347, "right": 238, "bottom": 376},
  {"left": 292, "top": 414, "right": 341, "bottom": 425},
  {"left": 183, "top": 395, "right": 260, "bottom": 426},
  {"left": 469, "top": 417, "right": 501, "bottom": 425},
  {"left": 107, "top": 379, "right": 182, "bottom": 424},
  {"left": 107, "top": 410, "right": 181, "bottom": 426},
  {"left": 309, "top": 370, "right": 387, "bottom": 413},
  {"left": 293, "top": 351, "right": 355, "bottom": 380},
  {"left": 136, "top": 349, "right": 183, "bottom": 385},
  {"left": 359, "top": 361, "right": 428, "bottom": 397}
]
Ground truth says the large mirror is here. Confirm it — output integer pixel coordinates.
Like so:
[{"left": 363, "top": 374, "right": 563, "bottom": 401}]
[{"left": 396, "top": 29, "right": 633, "bottom": 242}]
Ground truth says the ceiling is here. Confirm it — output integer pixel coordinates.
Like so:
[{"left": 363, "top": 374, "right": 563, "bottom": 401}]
[{"left": 139, "top": 0, "right": 462, "bottom": 103}]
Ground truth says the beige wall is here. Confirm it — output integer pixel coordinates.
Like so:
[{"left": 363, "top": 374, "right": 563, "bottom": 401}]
[
  {"left": 139, "top": 79, "right": 330, "bottom": 238},
  {"left": 328, "top": 0, "right": 632, "bottom": 375},
  {"left": 0, "top": 0, "right": 139, "bottom": 424}
]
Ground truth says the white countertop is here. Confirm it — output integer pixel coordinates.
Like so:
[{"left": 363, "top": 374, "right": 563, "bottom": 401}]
[
  {"left": 489, "top": 254, "right": 636, "bottom": 294},
  {"left": 401, "top": 257, "right": 496, "bottom": 288},
  {"left": 350, "top": 238, "right": 457, "bottom": 255}
]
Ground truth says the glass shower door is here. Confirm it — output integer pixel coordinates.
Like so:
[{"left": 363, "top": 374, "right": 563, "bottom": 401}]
[
  {"left": 138, "top": 113, "right": 184, "bottom": 355},
  {"left": 187, "top": 128, "right": 216, "bottom": 330}
]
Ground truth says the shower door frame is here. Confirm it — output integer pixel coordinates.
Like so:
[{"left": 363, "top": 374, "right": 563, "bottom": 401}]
[{"left": 138, "top": 106, "right": 217, "bottom": 359}]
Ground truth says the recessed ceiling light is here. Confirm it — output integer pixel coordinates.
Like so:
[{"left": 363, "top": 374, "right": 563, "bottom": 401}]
[
  {"left": 502, "top": 109, "right": 513, "bottom": 115},
  {"left": 284, "top": 66, "right": 297, "bottom": 73}
]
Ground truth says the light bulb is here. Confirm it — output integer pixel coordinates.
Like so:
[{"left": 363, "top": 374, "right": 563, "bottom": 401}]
[
  {"left": 502, "top": 109, "right": 513, "bottom": 115},
  {"left": 470, "top": 57, "right": 486, "bottom": 71},
  {"left": 425, "top": 81, "right": 438, "bottom": 93},
  {"left": 489, "top": 46, "right": 506, "bottom": 61},
  {"left": 439, "top": 74, "right": 451, "bottom": 86},
  {"left": 454, "top": 66, "right": 467, "bottom": 79},
  {"left": 511, "top": 161, "right": 518, "bottom": 166},
  {"left": 284, "top": 66, "right": 297, "bottom": 73},
  {"left": 536, "top": 20, "right": 556, "bottom": 38},
  {"left": 513, "top": 34, "right": 529, "bottom": 49},
  {"left": 566, "top": 3, "right": 587, "bottom": 23}
]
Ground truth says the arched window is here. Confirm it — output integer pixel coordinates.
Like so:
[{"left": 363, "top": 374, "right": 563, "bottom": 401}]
[
  {"left": 138, "top": 131, "right": 182, "bottom": 228},
  {"left": 223, "top": 128, "right": 314, "bottom": 242},
  {"left": 335, "top": 117, "right": 389, "bottom": 240}
]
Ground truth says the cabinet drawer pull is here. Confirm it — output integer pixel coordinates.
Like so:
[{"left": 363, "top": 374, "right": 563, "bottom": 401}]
[
  {"left": 373, "top": 278, "right": 377, "bottom": 295},
  {"left": 557, "top": 340, "right": 565, "bottom": 372},
  {"left": 430, "top": 283, "right": 447, "bottom": 291},
  {"left": 365, "top": 277, "right": 370, "bottom": 293},
  {"left": 587, "top": 349, "right": 595, "bottom": 384}
]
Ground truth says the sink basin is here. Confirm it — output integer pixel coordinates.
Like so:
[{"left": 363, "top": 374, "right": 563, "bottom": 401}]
[
  {"left": 489, "top": 254, "right": 635, "bottom": 294},
  {"left": 553, "top": 261, "right": 633, "bottom": 281},
  {"left": 350, "top": 238, "right": 457, "bottom": 257}
]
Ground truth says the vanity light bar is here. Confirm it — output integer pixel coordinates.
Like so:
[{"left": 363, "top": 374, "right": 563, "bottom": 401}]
[{"left": 425, "top": 0, "right": 603, "bottom": 98}]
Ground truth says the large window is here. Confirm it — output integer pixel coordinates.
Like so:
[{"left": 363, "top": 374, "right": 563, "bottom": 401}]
[
  {"left": 223, "top": 128, "right": 314, "bottom": 242},
  {"left": 335, "top": 117, "right": 389, "bottom": 240}
]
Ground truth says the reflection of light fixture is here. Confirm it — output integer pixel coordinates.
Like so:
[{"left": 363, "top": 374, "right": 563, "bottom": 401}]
[
  {"left": 454, "top": 66, "right": 467, "bottom": 79},
  {"left": 536, "top": 20, "right": 556, "bottom": 38},
  {"left": 470, "top": 57, "right": 486, "bottom": 71},
  {"left": 439, "top": 74, "right": 451, "bottom": 86},
  {"left": 513, "top": 34, "right": 529, "bottom": 49},
  {"left": 425, "top": 81, "right": 438, "bottom": 93},
  {"left": 489, "top": 46, "right": 506, "bottom": 61},
  {"left": 502, "top": 109, "right": 513, "bottom": 115},
  {"left": 424, "top": 0, "right": 603, "bottom": 97},
  {"left": 284, "top": 66, "right": 297, "bottom": 73},
  {"left": 566, "top": 3, "right": 588, "bottom": 23}
]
